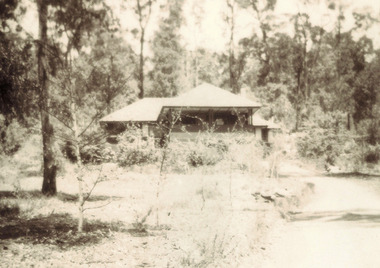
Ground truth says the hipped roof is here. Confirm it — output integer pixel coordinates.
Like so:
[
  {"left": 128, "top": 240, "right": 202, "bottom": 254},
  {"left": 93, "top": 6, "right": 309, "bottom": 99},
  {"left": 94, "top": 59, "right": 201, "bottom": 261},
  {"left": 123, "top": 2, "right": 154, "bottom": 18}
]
[
  {"left": 100, "top": 83, "right": 261, "bottom": 123},
  {"left": 100, "top": 98, "right": 168, "bottom": 122},
  {"left": 166, "top": 83, "right": 261, "bottom": 108}
]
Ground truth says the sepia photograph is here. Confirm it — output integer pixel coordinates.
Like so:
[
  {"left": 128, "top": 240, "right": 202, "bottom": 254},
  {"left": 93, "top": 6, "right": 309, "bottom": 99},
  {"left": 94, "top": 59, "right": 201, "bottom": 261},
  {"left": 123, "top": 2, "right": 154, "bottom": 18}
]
[{"left": 1, "top": 0, "right": 380, "bottom": 267}]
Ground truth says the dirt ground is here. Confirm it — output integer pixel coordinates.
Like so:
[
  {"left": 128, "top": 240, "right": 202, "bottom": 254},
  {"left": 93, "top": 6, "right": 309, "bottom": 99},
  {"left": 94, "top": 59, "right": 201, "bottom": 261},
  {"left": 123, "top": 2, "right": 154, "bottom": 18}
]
[
  {"left": 261, "top": 174, "right": 380, "bottom": 268},
  {"left": 0, "top": 162, "right": 313, "bottom": 267}
]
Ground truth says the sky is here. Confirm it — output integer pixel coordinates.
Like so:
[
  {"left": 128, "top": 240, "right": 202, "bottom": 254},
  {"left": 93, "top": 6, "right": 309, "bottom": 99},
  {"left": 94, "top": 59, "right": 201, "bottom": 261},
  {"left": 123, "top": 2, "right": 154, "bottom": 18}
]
[
  {"left": 20, "top": 0, "right": 380, "bottom": 53},
  {"left": 180, "top": 0, "right": 380, "bottom": 52}
]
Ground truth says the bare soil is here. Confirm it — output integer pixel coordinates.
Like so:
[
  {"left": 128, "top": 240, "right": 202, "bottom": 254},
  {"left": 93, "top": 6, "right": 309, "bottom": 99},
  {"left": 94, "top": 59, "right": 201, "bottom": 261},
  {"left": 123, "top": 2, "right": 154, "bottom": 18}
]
[{"left": 261, "top": 174, "right": 380, "bottom": 268}]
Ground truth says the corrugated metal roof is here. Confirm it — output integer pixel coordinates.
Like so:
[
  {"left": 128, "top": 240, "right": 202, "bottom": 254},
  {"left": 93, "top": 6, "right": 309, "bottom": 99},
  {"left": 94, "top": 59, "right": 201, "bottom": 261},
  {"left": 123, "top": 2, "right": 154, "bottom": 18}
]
[
  {"left": 166, "top": 83, "right": 261, "bottom": 108},
  {"left": 99, "top": 98, "right": 168, "bottom": 122}
]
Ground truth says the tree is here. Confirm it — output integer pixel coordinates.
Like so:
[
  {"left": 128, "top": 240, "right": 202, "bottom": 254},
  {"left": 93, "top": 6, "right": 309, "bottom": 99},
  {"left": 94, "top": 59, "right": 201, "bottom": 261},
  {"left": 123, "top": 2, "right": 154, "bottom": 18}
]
[
  {"left": 37, "top": 0, "right": 58, "bottom": 196},
  {"left": 288, "top": 13, "right": 325, "bottom": 131},
  {"left": 80, "top": 29, "right": 136, "bottom": 115},
  {"left": 224, "top": 0, "right": 239, "bottom": 93},
  {"left": 35, "top": 0, "right": 112, "bottom": 196},
  {"left": 133, "top": 0, "right": 154, "bottom": 99},
  {"left": 0, "top": 0, "right": 39, "bottom": 158},
  {"left": 149, "top": 0, "right": 184, "bottom": 97},
  {"left": 35, "top": 0, "right": 126, "bottom": 230},
  {"left": 189, "top": 0, "right": 204, "bottom": 87},
  {"left": 0, "top": 17, "right": 37, "bottom": 123},
  {"left": 237, "top": 0, "right": 277, "bottom": 85}
]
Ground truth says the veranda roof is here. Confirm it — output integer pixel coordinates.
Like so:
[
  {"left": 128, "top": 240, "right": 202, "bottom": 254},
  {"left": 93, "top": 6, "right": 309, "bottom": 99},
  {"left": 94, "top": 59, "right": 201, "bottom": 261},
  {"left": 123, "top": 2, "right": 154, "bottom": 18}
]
[
  {"left": 251, "top": 114, "right": 270, "bottom": 126},
  {"left": 252, "top": 114, "right": 281, "bottom": 129},
  {"left": 99, "top": 98, "right": 168, "bottom": 122}
]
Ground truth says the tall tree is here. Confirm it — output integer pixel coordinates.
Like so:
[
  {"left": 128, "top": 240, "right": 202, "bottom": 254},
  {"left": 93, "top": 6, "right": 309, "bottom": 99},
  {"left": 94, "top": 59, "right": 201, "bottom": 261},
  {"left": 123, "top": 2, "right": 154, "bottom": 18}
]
[
  {"left": 49, "top": 0, "right": 118, "bottom": 231},
  {"left": 237, "top": 0, "right": 277, "bottom": 85},
  {"left": 225, "top": 0, "right": 239, "bottom": 93},
  {"left": 0, "top": 6, "right": 37, "bottom": 123},
  {"left": 189, "top": 0, "right": 204, "bottom": 87},
  {"left": 37, "top": 0, "right": 58, "bottom": 196},
  {"left": 133, "top": 0, "right": 154, "bottom": 99},
  {"left": 149, "top": 0, "right": 184, "bottom": 97},
  {"left": 289, "top": 13, "right": 324, "bottom": 131},
  {"left": 81, "top": 29, "right": 136, "bottom": 115}
]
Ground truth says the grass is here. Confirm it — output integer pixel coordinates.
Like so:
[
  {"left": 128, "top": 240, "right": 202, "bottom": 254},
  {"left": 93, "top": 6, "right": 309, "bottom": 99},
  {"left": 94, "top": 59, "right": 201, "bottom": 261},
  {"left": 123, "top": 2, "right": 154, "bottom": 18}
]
[{"left": 0, "top": 159, "right": 311, "bottom": 267}]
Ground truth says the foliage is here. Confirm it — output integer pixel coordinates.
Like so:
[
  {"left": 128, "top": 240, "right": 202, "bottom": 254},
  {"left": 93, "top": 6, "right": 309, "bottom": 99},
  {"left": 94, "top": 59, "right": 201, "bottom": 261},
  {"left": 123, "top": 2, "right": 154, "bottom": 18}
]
[
  {"left": 0, "top": 200, "right": 20, "bottom": 217},
  {"left": 0, "top": 115, "right": 27, "bottom": 155},
  {"left": 0, "top": 29, "right": 38, "bottom": 122},
  {"left": 117, "top": 147, "right": 158, "bottom": 167},
  {"left": 115, "top": 132, "right": 158, "bottom": 167},
  {"left": 364, "top": 144, "right": 380, "bottom": 164},
  {"left": 187, "top": 146, "right": 222, "bottom": 167},
  {"left": 148, "top": 0, "right": 185, "bottom": 97}
]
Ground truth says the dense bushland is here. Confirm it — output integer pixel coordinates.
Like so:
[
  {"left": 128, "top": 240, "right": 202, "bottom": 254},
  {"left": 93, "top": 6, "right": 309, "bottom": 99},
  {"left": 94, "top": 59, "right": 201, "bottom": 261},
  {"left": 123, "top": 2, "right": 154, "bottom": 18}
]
[{"left": 296, "top": 112, "right": 380, "bottom": 172}]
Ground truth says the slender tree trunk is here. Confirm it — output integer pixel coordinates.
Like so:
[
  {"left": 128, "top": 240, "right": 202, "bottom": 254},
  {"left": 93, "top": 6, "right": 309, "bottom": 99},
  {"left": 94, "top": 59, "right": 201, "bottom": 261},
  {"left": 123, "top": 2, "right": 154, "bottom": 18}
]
[
  {"left": 71, "top": 98, "right": 85, "bottom": 232},
  {"left": 194, "top": 52, "right": 198, "bottom": 87},
  {"left": 37, "top": 0, "right": 58, "bottom": 196},
  {"left": 138, "top": 30, "right": 145, "bottom": 99},
  {"left": 229, "top": 28, "right": 236, "bottom": 93},
  {"left": 295, "top": 103, "right": 301, "bottom": 132},
  {"left": 226, "top": 0, "right": 239, "bottom": 94}
]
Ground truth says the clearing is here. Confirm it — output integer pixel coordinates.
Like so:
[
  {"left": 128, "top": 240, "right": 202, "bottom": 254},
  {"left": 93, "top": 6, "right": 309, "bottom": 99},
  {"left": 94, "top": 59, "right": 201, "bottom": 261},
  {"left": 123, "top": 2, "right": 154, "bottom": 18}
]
[
  {"left": 262, "top": 173, "right": 380, "bottom": 268},
  {"left": 0, "top": 163, "right": 311, "bottom": 267}
]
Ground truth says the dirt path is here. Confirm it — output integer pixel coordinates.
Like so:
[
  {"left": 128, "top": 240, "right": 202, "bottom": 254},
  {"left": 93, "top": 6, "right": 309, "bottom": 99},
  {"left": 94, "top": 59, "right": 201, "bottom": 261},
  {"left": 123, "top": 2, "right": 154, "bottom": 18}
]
[{"left": 262, "top": 174, "right": 380, "bottom": 268}]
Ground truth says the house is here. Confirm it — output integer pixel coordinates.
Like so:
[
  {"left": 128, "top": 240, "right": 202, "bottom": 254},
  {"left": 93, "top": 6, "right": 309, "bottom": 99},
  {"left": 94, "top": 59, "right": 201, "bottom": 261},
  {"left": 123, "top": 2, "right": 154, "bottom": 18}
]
[{"left": 99, "top": 83, "right": 280, "bottom": 143}]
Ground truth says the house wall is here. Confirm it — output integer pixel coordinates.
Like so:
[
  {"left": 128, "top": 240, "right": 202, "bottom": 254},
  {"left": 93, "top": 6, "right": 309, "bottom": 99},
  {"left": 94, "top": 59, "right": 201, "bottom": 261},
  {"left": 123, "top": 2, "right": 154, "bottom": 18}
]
[
  {"left": 170, "top": 131, "right": 259, "bottom": 142},
  {"left": 169, "top": 125, "right": 264, "bottom": 141}
]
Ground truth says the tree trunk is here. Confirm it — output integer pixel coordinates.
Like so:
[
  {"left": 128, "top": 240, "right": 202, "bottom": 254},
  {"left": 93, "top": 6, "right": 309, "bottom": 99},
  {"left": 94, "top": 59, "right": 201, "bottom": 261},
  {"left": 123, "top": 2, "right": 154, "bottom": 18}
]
[
  {"left": 138, "top": 29, "right": 145, "bottom": 99},
  {"left": 294, "top": 102, "right": 301, "bottom": 132},
  {"left": 71, "top": 99, "right": 85, "bottom": 232},
  {"left": 37, "top": 0, "right": 58, "bottom": 196},
  {"left": 194, "top": 52, "right": 198, "bottom": 87}
]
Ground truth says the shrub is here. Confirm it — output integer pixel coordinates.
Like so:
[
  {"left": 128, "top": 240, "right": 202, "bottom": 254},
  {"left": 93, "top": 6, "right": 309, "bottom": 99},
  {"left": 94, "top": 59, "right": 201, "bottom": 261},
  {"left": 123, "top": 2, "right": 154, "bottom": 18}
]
[
  {"left": 117, "top": 147, "right": 159, "bottom": 167},
  {"left": 80, "top": 144, "right": 103, "bottom": 164},
  {"left": 296, "top": 128, "right": 347, "bottom": 166},
  {"left": 364, "top": 144, "right": 380, "bottom": 164},
  {"left": 115, "top": 132, "right": 159, "bottom": 167},
  {"left": 0, "top": 200, "right": 20, "bottom": 217},
  {"left": 62, "top": 140, "right": 106, "bottom": 165},
  {"left": 0, "top": 116, "right": 27, "bottom": 156},
  {"left": 187, "top": 147, "right": 222, "bottom": 167},
  {"left": 203, "top": 138, "right": 229, "bottom": 154},
  {"left": 295, "top": 126, "right": 379, "bottom": 171}
]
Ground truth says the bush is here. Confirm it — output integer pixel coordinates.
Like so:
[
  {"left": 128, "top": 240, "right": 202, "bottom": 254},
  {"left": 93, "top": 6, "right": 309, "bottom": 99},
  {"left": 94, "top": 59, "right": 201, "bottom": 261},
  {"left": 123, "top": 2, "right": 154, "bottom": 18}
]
[
  {"left": 295, "top": 126, "right": 380, "bottom": 171},
  {"left": 0, "top": 116, "right": 27, "bottom": 156},
  {"left": 0, "top": 201, "right": 20, "bottom": 217},
  {"left": 364, "top": 144, "right": 380, "bottom": 164},
  {"left": 296, "top": 128, "right": 347, "bottom": 167},
  {"left": 80, "top": 144, "right": 103, "bottom": 164},
  {"left": 185, "top": 135, "right": 227, "bottom": 167},
  {"left": 115, "top": 132, "right": 159, "bottom": 167},
  {"left": 61, "top": 140, "right": 112, "bottom": 165},
  {"left": 187, "top": 147, "right": 222, "bottom": 167},
  {"left": 117, "top": 147, "right": 159, "bottom": 167}
]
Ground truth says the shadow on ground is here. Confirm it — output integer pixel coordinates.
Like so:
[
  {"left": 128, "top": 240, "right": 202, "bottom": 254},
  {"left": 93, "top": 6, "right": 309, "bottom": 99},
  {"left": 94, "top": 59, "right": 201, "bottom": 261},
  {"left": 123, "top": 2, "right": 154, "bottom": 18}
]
[
  {"left": 290, "top": 210, "right": 380, "bottom": 225},
  {"left": 325, "top": 172, "right": 380, "bottom": 180},
  {"left": 0, "top": 213, "right": 154, "bottom": 248},
  {"left": 0, "top": 191, "right": 123, "bottom": 202},
  {"left": 57, "top": 192, "right": 123, "bottom": 202}
]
